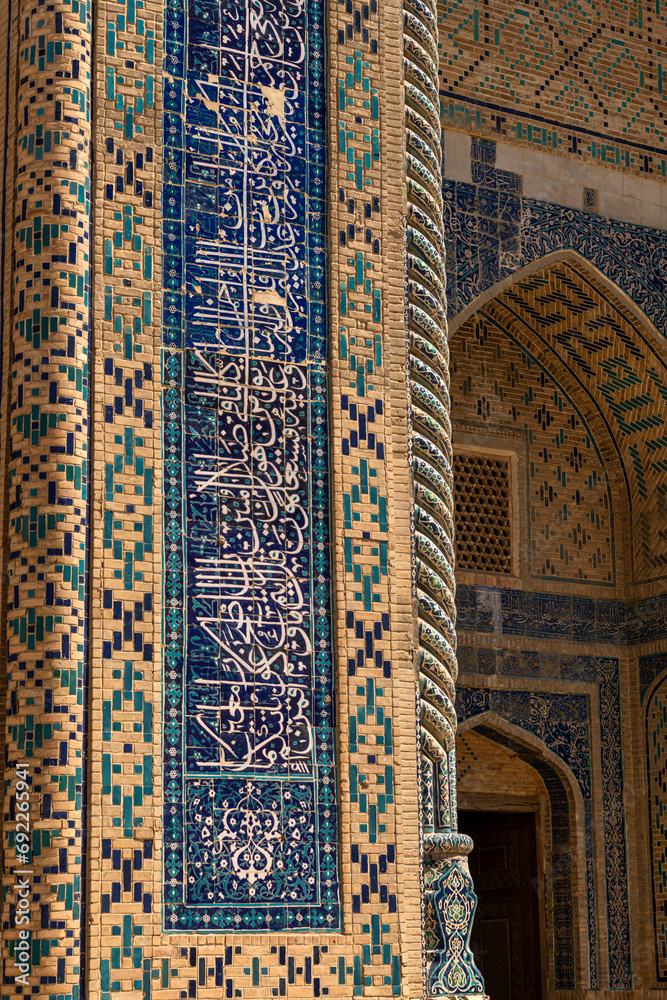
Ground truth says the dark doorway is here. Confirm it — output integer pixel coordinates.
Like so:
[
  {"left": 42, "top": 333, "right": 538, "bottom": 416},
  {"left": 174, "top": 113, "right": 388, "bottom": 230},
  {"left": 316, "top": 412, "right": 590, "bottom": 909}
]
[{"left": 458, "top": 811, "right": 542, "bottom": 1000}]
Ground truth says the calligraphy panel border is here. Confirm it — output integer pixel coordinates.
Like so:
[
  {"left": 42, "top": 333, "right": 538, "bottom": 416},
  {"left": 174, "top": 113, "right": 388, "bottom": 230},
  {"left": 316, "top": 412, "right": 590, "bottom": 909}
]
[{"left": 161, "top": 0, "right": 340, "bottom": 932}]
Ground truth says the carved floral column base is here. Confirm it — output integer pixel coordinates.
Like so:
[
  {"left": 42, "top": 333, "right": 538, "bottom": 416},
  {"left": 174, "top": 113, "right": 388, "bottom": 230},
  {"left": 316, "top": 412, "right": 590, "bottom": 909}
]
[{"left": 425, "top": 836, "right": 489, "bottom": 1000}]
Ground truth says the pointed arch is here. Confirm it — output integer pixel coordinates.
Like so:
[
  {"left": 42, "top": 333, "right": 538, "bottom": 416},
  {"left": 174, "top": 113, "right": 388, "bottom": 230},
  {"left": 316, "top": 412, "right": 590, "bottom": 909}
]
[
  {"left": 450, "top": 252, "right": 667, "bottom": 589},
  {"left": 458, "top": 712, "right": 591, "bottom": 991},
  {"left": 642, "top": 662, "right": 667, "bottom": 981},
  {"left": 449, "top": 250, "right": 666, "bottom": 353}
]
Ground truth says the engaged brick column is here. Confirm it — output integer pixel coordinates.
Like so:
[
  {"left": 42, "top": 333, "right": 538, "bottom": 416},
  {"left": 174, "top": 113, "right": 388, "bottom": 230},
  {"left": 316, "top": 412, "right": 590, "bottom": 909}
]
[
  {"left": 404, "top": 0, "right": 487, "bottom": 992},
  {"left": 1, "top": 2, "right": 92, "bottom": 995}
]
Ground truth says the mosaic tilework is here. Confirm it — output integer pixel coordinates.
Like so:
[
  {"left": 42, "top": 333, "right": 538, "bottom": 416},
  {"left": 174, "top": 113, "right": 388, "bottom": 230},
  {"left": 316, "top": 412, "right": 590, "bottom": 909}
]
[
  {"left": 83, "top": 0, "right": 426, "bottom": 993},
  {"left": 434, "top": 118, "right": 667, "bottom": 999},
  {"left": 456, "top": 583, "right": 667, "bottom": 646},
  {"left": 437, "top": 0, "right": 667, "bottom": 177},
  {"left": 640, "top": 651, "right": 667, "bottom": 703},
  {"left": 444, "top": 136, "right": 667, "bottom": 338},
  {"left": 161, "top": 0, "right": 340, "bottom": 932},
  {"left": 1, "top": 2, "right": 92, "bottom": 997},
  {"left": 445, "top": 236, "right": 664, "bottom": 988},
  {"left": 446, "top": 165, "right": 667, "bottom": 591},
  {"left": 85, "top": 0, "right": 162, "bottom": 997},
  {"left": 458, "top": 685, "right": 597, "bottom": 986},
  {"left": 645, "top": 664, "right": 667, "bottom": 981},
  {"left": 457, "top": 647, "right": 630, "bottom": 989}
]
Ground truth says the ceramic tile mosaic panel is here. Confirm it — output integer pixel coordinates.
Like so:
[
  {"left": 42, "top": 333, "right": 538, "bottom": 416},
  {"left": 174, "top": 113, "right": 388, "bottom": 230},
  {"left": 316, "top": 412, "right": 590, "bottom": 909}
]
[
  {"left": 8, "top": 0, "right": 667, "bottom": 990},
  {"left": 442, "top": 134, "right": 667, "bottom": 994},
  {"left": 77, "top": 0, "right": 423, "bottom": 988},
  {"left": 643, "top": 659, "right": 667, "bottom": 982},
  {"left": 161, "top": 0, "right": 339, "bottom": 931}
]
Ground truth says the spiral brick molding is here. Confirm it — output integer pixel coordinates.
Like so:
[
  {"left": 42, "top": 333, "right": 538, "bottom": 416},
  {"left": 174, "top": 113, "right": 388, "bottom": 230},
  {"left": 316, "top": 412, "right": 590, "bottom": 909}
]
[{"left": 403, "top": 0, "right": 486, "bottom": 993}]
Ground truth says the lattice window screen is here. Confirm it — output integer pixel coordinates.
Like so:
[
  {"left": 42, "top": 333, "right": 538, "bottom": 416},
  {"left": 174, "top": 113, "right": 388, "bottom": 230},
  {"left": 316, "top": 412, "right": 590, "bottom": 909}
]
[{"left": 454, "top": 451, "right": 513, "bottom": 574}]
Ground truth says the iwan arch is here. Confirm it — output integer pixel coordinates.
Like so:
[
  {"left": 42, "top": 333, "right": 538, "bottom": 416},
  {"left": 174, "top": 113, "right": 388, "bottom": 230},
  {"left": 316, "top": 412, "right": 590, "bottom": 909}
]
[{"left": 446, "top": 248, "right": 667, "bottom": 997}]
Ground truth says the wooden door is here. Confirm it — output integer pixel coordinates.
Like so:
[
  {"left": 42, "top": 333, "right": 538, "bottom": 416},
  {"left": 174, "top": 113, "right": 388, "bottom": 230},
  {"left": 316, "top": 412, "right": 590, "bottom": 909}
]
[{"left": 458, "top": 811, "right": 542, "bottom": 1000}]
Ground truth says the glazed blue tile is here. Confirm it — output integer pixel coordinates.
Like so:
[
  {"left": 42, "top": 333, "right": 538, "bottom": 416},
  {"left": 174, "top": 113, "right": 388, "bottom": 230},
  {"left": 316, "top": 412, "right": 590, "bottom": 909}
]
[
  {"left": 455, "top": 182, "right": 477, "bottom": 214},
  {"left": 163, "top": 0, "right": 339, "bottom": 931},
  {"left": 500, "top": 649, "right": 539, "bottom": 677},
  {"left": 455, "top": 647, "right": 629, "bottom": 990}
]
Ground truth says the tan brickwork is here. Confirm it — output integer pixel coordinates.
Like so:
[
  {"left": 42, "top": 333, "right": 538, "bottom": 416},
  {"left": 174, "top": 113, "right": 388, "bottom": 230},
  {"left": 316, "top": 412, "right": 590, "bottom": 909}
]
[
  {"left": 0, "top": 0, "right": 17, "bottom": 913},
  {"left": 81, "top": 0, "right": 427, "bottom": 995},
  {"left": 1, "top": 0, "right": 93, "bottom": 993},
  {"left": 448, "top": 256, "right": 667, "bottom": 599},
  {"left": 85, "top": 0, "right": 164, "bottom": 993},
  {"left": 8, "top": 0, "right": 667, "bottom": 993},
  {"left": 437, "top": 0, "right": 667, "bottom": 176},
  {"left": 448, "top": 255, "right": 667, "bottom": 995}
]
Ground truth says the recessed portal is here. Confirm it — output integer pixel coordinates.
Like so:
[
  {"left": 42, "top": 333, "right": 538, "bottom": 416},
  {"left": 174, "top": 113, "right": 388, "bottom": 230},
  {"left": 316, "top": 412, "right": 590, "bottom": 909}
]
[{"left": 459, "top": 811, "right": 543, "bottom": 1000}]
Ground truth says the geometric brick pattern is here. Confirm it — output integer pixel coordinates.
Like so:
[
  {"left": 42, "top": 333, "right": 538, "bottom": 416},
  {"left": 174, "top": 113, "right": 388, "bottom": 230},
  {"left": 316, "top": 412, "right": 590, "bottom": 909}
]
[
  {"left": 82, "top": 0, "right": 423, "bottom": 995},
  {"left": 453, "top": 256, "right": 667, "bottom": 589},
  {"left": 2, "top": 0, "right": 426, "bottom": 991},
  {"left": 645, "top": 674, "right": 667, "bottom": 981},
  {"left": 490, "top": 259, "right": 667, "bottom": 585},
  {"left": 85, "top": 2, "right": 162, "bottom": 998},
  {"left": 451, "top": 301, "right": 614, "bottom": 586},
  {"left": 437, "top": 0, "right": 667, "bottom": 176},
  {"left": 2, "top": 4, "right": 92, "bottom": 997}
]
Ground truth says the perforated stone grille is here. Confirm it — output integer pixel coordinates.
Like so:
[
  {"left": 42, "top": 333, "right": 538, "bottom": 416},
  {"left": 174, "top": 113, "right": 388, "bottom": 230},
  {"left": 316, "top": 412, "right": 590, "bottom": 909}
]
[{"left": 454, "top": 451, "right": 513, "bottom": 573}]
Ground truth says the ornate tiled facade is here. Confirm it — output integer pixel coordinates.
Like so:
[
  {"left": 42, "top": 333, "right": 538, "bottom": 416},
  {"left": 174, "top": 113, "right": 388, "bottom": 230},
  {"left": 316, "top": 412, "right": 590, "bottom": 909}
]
[
  {"left": 3, "top": 0, "right": 667, "bottom": 996},
  {"left": 441, "top": 125, "right": 667, "bottom": 991}
]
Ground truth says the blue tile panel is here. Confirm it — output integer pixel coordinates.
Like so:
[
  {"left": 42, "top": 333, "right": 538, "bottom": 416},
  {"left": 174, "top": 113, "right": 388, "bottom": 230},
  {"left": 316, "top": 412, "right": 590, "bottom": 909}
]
[
  {"left": 641, "top": 653, "right": 667, "bottom": 705},
  {"left": 456, "top": 583, "right": 667, "bottom": 647},
  {"left": 161, "top": 0, "right": 339, "bottom": 930},
  {"left": 444, "top": 137, "right": 667, "bottom": 335},
  {"left": 457, "top": 648, "right": 630, "bottom": 990},
  {"left": 445, "top": 135, "right": 640, "bottom": 994}
]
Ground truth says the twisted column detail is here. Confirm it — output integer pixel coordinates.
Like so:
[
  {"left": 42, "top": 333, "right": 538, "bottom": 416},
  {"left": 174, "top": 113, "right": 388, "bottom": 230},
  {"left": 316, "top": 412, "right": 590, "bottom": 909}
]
[{"left": 403, "top": 0, "right": 487, "bottom": 993}]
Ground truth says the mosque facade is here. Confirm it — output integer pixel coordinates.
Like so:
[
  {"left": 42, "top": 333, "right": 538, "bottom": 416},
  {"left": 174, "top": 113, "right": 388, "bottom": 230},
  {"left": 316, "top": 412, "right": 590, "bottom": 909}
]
[{"left": 1, "top": 0, "right": 666, "bottom": 997}]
